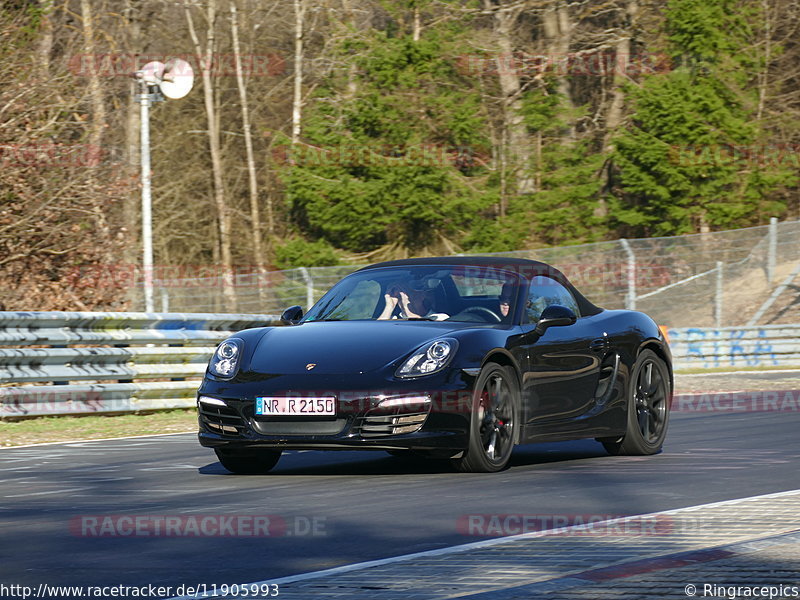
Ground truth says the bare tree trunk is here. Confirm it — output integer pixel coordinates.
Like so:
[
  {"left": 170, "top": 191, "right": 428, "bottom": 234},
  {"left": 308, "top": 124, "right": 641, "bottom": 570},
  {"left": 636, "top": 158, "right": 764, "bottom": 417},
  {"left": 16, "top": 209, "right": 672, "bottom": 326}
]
[
  {"left": 79, "top": 0, "right": 112, "bottom": 257},
  {"left": 413, "top": 5, "right": 421, "bottom": 41},
  {"left": 37, "top": 0, "right": 53, "bottom": 75},
  {"left": 123, "top": 0, "right": 142, "bottom": 267},
  {"left": 292, "top": 0, "right": 306, "bottom": 145},
  {"left": 335, "top": 0, "right": 359, "bottom": 98},
  {"left": 499, "top": 121, "right": 509, "bottom": 216},
  {"left": 491, "top": 1, "right": 535, "bottom": 195},
  {"left": 542, "top": 0, "right": 575, "bottom": 141},
  {"left": 602, "top": 0, "right": 637, "bottom": 151},
  {"left": 534, "top": 130, "right": 542, "bottom": 192},
  {"left": 599, "top": 0, "right": 638, "bottom": 220},
  {"left": 185, "top": 0, "right": 237, "bottom": 312},
  {"left": 230, "top": 2, "right": 268, "bottom": 279},
  {"left": 757, "top": 0, "right": 772, "bottom": 122},
  {"left": 79, "top": 0, "right": 106, "bottom": 177}
]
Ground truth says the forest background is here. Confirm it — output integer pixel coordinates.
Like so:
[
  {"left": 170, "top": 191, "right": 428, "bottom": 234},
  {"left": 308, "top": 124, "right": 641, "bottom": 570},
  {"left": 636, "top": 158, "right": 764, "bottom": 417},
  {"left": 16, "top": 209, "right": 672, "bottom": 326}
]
[{"left": 1, "top": 0, "right": 799, "bottom": 310}]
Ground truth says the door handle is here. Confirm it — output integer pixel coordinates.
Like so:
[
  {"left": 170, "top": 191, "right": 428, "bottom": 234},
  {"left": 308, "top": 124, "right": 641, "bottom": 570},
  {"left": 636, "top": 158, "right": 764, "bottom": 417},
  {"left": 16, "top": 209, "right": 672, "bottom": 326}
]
[{"left": 589, "top": 338, "right": 608, "bottom": 352}]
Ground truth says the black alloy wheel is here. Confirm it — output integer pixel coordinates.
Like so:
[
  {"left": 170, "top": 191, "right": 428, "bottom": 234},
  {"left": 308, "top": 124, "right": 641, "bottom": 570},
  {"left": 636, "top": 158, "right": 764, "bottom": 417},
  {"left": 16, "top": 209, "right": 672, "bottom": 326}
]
[
  {"left": 454, "top": 363, "right": 518, "bottom": 472},
  {"left": 603, "top": 349, "right": 670, "bottom": 456}
]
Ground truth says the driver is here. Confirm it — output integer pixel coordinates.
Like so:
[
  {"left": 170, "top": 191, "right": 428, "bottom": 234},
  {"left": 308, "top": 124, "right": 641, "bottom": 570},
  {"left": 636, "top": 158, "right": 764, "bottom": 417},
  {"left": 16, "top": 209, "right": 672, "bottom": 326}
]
[
  {"left": 498, "top": 281, "right": 516, "bottom": 320},
  {"left": 378, "top": 281, "right": 449, "bottom": 321}
]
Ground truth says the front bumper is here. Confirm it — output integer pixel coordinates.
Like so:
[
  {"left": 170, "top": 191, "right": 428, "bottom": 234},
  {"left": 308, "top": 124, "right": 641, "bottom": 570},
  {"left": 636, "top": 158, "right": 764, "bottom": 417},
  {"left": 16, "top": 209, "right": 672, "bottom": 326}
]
[{"left": 196, "top": 370, "right": 476, "bottom": 451}]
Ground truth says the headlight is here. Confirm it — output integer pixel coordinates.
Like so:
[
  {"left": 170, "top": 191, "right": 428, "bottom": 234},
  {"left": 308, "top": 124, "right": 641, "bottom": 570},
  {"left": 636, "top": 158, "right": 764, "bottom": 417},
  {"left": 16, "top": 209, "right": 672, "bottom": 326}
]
[
  {"left": 208, "top": 338, "right": 243, "bottom": 379},
  {"left": 396, "top": 339, "right": 458, "bottom": 378}
]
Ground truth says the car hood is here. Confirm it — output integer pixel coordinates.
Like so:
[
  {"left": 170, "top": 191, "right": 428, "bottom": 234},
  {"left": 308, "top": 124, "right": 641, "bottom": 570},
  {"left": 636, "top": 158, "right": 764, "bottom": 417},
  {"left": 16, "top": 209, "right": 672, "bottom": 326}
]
[{"left": 247, "top": 320, "right": 470, "bottom": 375}]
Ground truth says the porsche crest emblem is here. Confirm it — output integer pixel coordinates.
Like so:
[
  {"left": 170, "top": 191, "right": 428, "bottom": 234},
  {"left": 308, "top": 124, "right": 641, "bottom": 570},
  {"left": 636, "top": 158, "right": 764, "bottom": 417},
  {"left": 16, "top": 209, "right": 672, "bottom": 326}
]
[{"left": 306, "top": 363, "right": 317, "bottom": 370}]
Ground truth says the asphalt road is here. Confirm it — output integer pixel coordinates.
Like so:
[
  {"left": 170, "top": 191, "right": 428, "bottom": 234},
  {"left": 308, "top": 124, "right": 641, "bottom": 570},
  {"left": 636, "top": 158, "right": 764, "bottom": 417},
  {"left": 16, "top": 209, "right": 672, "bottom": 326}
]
[{"left": 2, "top": 405, "right": 800, "bottom": 593}]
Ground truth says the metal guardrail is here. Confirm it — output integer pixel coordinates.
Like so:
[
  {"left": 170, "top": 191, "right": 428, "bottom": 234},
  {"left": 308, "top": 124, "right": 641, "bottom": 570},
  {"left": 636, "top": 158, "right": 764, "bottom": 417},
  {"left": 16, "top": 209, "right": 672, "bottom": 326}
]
[
  {"left": 669, "top": 325, "right": 800, "bottom": 371},
  {"left": 1, "top": 313, "right": 798, "bottom": 418},
  {"left": 0, "top": 312, "right": 279, "bottom": 419}
]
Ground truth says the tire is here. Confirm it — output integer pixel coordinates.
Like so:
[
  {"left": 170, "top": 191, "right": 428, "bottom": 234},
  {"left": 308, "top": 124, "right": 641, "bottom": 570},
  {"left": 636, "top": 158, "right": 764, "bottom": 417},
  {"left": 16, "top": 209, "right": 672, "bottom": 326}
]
[
  {"left": 215, "top": 448, "right": 282, "bottom": 474},
  {"left": 602, "top": 349, "right": 670, "bottom": 456},
  {"left": 453, "top": 363, "right": 519, "bottom": 473}
]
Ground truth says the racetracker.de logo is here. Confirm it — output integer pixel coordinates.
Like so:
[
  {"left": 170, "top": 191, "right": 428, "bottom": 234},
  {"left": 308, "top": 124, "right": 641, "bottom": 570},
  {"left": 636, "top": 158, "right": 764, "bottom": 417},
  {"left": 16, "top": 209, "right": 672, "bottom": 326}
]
[
  {"left": 672, "top": 390, "right": 800, "bottom": 413},
  {"left": 70, "top": 515, "right": 326, "bottom": 537},
  {"left": 457, "top": 514, "right": 675, "bottom": 537},
  {"left": 68, "top": 53, "right": 286, "bottom": 77},
  {"left": 668, "top": 143, "right": 800, "bottom": 168},
  {"left": 0, "top": 389, "right": 105, "bottom": 419},
  {"left": 0, "top": 143, "right": 105, "bottom": 167},
  {"left": 270, "top": 143, "right": 481, "bottom": 169}
]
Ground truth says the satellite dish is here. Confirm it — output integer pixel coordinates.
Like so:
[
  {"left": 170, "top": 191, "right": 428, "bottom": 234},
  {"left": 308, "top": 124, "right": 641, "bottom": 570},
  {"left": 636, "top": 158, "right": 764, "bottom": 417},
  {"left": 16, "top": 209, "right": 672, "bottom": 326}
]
[
  {"left": 140, "top": 61, "right": 165, "bottom": 85},
  {"left": 138, "top": 59, "right": 194, "bottom": 100},
  {"left": 160, "top": 59, "right": 194, "bottom": 99}
]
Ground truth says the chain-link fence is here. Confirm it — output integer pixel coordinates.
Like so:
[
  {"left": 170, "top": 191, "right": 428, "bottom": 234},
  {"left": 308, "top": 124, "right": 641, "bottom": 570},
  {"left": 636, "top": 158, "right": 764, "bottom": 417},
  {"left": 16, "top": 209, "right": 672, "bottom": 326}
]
[{"left": 128, "top": 219, "right": 800, "bottom": 328}]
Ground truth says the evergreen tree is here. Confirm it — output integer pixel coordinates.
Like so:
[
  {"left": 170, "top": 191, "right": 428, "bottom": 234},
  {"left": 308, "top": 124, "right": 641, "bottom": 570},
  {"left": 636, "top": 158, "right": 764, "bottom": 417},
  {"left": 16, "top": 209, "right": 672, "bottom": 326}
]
[
  {"left": 610, "top": 0, "right": 796, "bottom": 235},
  {"left": 279, "top": 11, "right": 495, "bottom": 259}
]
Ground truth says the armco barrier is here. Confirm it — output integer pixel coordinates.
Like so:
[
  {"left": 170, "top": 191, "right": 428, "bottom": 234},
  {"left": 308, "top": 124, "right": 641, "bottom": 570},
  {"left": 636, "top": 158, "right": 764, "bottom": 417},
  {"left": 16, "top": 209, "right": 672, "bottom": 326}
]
[
  {"left": 0, "top": 311, "right": 278, "bottom": 418},
  {"left": 668, "top": 325, "right": 800, "bottom": 371},
  {"left": 2, "top": 313, "right": 797, "bottom": 418}
]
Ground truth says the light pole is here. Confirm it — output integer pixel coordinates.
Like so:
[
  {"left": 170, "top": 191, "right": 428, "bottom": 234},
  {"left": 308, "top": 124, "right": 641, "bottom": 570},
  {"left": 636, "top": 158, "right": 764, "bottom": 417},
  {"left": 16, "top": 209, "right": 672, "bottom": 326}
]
[
  {"left": 133, "top": 60, "right": 193, "bottom": 312},
  {"left": 136, "top": 73, "right": 156, "bottom": 312}
]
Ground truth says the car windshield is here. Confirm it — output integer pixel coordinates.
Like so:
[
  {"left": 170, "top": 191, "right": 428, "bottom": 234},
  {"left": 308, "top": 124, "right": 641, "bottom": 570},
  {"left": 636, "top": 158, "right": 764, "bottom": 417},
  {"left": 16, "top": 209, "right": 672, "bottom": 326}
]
[{"left": 303, "top": 266, "right": 522, "bottom": 324}]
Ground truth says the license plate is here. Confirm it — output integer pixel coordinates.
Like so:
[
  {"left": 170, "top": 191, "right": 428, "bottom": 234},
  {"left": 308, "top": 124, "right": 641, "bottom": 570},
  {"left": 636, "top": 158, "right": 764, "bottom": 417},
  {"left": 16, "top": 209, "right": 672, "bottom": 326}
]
[{"left": 255, "top": 397, "right": 336, "bottom": 416}]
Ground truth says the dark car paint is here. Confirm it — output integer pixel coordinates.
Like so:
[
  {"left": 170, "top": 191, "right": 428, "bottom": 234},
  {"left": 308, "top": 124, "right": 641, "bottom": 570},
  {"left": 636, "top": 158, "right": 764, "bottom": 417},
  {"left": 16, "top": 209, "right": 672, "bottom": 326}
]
[
  {"left": 198, "top": 301, "right": 671, "bottom": 453},
  {"left": 520, "top": 310, "right": 671, "bottom": 443}
]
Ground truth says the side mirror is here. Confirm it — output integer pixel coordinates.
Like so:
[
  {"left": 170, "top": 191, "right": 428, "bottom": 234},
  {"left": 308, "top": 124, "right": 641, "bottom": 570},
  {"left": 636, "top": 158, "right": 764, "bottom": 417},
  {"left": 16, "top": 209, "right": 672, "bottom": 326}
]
[
  {"left": 281, "top": 305, "right": 303, "bottom": 323},
  {"left": 534, "top": 304, "right": 576, "bottom": 335}
]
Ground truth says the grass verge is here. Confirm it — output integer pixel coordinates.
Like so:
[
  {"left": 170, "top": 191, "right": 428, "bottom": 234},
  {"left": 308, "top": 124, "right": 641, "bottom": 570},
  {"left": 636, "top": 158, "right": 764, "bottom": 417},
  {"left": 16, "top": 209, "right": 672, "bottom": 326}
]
[{"left": 0, "top": 409, "right": 197, "bottom": 448}]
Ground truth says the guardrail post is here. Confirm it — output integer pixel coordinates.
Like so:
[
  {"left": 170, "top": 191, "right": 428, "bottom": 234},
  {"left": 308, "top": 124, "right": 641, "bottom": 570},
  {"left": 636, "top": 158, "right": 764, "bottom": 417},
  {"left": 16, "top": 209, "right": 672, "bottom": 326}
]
[
  {"left": 160, "top": 289, "right": 169, "bottom": 313},
  {"left": 620, "top": 239, "right": 636, "bottom": 310},
  {"left": 299, "top": 267, "right": 314, "bottom": 310},
  {"left": 768, "top": 216, "right": 777, "bottom": 283},
  {"left": 715, "top": 261, "right": 723, "bottom": 328}
]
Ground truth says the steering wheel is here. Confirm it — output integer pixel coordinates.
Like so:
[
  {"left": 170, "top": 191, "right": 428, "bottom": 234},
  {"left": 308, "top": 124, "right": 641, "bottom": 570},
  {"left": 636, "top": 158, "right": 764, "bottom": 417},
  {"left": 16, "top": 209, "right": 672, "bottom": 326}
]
[{"left": 461, "top": 306, "right": 502, "bottom": 323}]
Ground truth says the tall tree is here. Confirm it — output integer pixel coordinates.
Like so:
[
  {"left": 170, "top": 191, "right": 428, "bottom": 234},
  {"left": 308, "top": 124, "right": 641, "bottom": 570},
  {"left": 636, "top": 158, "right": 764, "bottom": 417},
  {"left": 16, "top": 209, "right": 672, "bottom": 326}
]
[
  {"left": 609, "top": 0, "right": 797, "bottom": 236},
  {"left": 230, "top": 2, "right": 268, "bottom": 276},
  {"left": 185, "top": 0, "right": 237, "bottom": 310},
  {"left": 279, "top": 2, "right": 492, "bottom": 257}
]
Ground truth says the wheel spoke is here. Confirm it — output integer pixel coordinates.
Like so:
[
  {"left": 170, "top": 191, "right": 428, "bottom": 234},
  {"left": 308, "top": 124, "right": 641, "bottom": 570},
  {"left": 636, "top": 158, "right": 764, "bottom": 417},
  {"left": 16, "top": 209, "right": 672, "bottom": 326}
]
[
  {"left": 498, "top": 422, "right": 511, "bottom": 438},
  {"left": 648, "top": 412, "right": 657, "bottom": 437},
  {"left": 638, "top": 407, "right": 649, "bottom": 438},
  {"left": 496, "top": 391, "right": 508, "bottom": 420},
  {"left": 648, "top": 369, "right": 663, "bottom": 396},
  {"left": 487, "top": 430, "right": 497, "bottom": 458}
]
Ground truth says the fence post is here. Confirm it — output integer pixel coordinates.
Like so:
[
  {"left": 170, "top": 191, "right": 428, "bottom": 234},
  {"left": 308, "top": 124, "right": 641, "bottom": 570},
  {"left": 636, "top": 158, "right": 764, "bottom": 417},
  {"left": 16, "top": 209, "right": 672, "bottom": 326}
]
[
  {"left": 299, "top": 267, "right": 314, "bottom": 310},
  {"left": 768, "top": 216, "right": 777, "bottom": 282},
  {"left": 620, "top": 239, "right": 636, "bottom": 310},
  {"left": 715, "top": 261, "right": 723, "bottom": 328},
  {"left": 160, "top": 289, "right": 169, "bottom": 313}
]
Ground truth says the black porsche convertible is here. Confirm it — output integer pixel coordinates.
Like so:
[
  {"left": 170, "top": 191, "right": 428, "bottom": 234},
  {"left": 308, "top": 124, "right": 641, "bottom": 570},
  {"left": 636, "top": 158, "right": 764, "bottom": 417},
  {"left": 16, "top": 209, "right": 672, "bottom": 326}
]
[{"left": 197, "top": 257, "right": 672, "bottom": 473}]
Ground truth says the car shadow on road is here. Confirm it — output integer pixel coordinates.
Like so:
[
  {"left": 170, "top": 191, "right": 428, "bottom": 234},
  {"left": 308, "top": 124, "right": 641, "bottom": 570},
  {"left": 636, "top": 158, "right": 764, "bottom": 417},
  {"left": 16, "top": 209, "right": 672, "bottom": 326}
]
[{"left": 197, "top": 440, "right": 611, "bottom": 476}]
